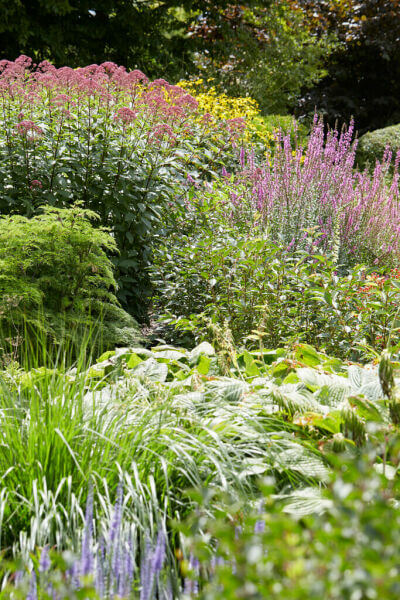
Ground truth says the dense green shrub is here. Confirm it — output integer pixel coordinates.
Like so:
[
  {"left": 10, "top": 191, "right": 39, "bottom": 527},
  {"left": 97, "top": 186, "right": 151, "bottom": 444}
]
[
  {"left": 190, "top": 2, "right": 332, "bottom": 114},
  {"left": 0, "top": 204, "right": 141, "bottom": 361},
  {"left": 357, "top": 123, "right": 400, "bottom": 170},
  {"left": 151, "top": 183, "right": 400, "bottom": 359}
]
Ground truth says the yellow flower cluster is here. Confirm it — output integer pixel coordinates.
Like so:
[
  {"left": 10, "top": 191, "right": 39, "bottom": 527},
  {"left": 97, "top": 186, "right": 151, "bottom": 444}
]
[
  {"left": 178, "top": 78, "right": 259, "bottom": 122},
  {"left": 177, "top": 79, "right": 307, "bottom": 152},
  {"left": 178, "top": 78, "right": 275, "bottom": 145}
]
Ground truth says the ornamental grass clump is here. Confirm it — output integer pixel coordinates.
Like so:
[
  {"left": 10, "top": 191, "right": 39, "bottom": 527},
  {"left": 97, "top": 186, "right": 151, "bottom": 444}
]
[
  {"left": 4, "top": 485, "right": 174, "bottom": 599},
  {"left": 0, "top": 56, "right": 243, "bottom": 316},
  {"left": 226, "top": 116, "right": 400, "bottom": 266}
]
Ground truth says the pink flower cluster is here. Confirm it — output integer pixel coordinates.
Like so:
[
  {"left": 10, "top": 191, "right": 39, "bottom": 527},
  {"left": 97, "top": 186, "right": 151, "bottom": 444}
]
[
  {"left": 114, "top": 107, "right": 137, "bottom": 124},
  {"left": 230, "top": 116, "right": 400, "bottom": 264},
  {"left": 149, "top": 123, "right": 177, "bottom": 146},
  {"left": 15, "top": 120, "right": 43, "bottom": 138},
  {"left": 0, "top": 56, "right": 216, "bottom": 152}
]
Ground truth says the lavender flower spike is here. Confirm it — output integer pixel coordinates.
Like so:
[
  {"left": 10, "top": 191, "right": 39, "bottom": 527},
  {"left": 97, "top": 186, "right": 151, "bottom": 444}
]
[
  {"left": 26, "top": 570, "right": 37, "bottom": 600},
  {"left": 81, "top": 487, "right": 94, "bottom": 576},
  {"left": 39, "top": 545, "right": 51, "bottom": 573}
]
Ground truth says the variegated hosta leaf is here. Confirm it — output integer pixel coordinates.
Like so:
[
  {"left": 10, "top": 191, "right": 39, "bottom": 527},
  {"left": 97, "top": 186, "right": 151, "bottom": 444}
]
[
  {"left": 268, "top": 438, "right": 330, "bottom": 482},
  {"left": 296, "top": 367, "right": 349, "bottom": 392},
  {"left": 131, "top": 358, "right": 168, "bottom": 382},
  {"left": 204, "top": 379, "right": 248, "bottom": 403},
  {"left": 314, "top": 383, "right": 350, "bottom": 408},
  {"left": 277, "top": 487, "right": 333, "bottom": 516},
  {"left": 271, "top": 384, "right": 328, "bottom": 415}
]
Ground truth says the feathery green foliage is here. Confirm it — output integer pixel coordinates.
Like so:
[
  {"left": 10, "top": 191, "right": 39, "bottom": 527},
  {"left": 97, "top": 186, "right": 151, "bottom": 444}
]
[{"left": 0, "top": 205, "right": 141, "bottom": 363}]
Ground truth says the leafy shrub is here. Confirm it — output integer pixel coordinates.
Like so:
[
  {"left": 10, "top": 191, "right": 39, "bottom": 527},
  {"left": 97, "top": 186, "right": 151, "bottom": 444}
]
[
  {"left": 190, "top": 2, "right": 332, "bottom": 114},
  {"left": 151, "top": 185, "right": 400, "bottom": 359},
  {"left": 184, "top": 444, "right": 400, "bottom": 599},
  {"left": 357, "top": 123, "right": 400, "bottom": 171},
  {"left": 0, "top": 204, "right": 141, "bottom": 360},
  {"left": 0, "top": 57, "right": 242, "bottom": 318}
]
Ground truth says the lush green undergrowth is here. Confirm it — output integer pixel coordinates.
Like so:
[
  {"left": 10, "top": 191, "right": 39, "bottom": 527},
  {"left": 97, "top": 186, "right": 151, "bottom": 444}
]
[{"left": 1, "top": 340, "right": 399, "bottom": 597}]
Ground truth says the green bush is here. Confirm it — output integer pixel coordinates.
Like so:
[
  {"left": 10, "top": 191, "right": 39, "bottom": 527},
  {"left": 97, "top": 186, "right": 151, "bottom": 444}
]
[
  {"left": 0, "top": 204, "right": 141, "bottom": 361},
  {"left": 184, "top": 444, "right": 400, "bottom": 600},
  {"left": 151, "top": 186, "right": 400, "bottom": 360},
  {"left": 357, "top": 123, "right": 400, "bottom": 170}
]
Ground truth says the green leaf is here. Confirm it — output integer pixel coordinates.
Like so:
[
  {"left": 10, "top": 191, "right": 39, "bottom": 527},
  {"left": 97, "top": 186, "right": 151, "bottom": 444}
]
[{"left": 197, "top": 354, "right": 212, "bottom": 375}]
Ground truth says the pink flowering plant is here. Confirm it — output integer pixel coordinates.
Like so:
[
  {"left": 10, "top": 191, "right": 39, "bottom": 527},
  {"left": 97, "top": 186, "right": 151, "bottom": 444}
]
[
  {"left": 217, "top": 116, "right": 400, "bottom": 267},
  {"left": 0, "top": 56, "right": 242, "bottom": 316}
]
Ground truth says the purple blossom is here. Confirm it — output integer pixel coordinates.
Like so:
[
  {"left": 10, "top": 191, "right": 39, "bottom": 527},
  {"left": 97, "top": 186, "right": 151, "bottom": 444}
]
[
  {"left": 26, "top": 571, "right": 37, "bottom": 600},
  {"left": 227, "top": 115, "right": 400, "bottom": 263},
  {"left": 39, "top": 545, "right": 51, "bottom": 573},
  {"left": 80, "top": 488, "right": 94, "bottom": 575}
]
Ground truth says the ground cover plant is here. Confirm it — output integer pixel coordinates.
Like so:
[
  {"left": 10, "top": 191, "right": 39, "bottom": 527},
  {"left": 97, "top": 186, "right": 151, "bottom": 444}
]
[{"left": 1, "top": 341, "right": 400, "bottom": 598}]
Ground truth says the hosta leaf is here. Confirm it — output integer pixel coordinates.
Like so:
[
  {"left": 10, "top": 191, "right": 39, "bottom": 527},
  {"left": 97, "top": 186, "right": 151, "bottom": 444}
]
[
  {"left": 315, "top": 383, "right": 350, "bottom": 408},
  {"left": 348, "top": 364, "right": 379, "bottom": 392},
  {"left": 189, "top": 342, "right": 215, "bottom": 365},
  {"left": 151, "top": 349, "right": 187, "bottom": 361},
  {"left": 274, "top": 445, "right": 330, "bottom": 481},
  {"left": 278, "top": 487, "right": 333, "bottom": 516},
  {"left": 272, "top": 385, "right": 326, "bottom": 415},
  {"left": 204, "top": 379, "right": 247, "bottom": 403},
  {"left": 239, "top": 460, "right": 268, "bottom": 479},
  {"left": 357, "top": 381, "right": 383, "bottom": 403},
  {"left": 132, "top": 358, "right": 168, "bottom": 382},
  {"left": 126, "top": 353, "right": 143, "bottom": 369},
  {"left": 297, "top": 368, "right": 349, "bottom": 393}
]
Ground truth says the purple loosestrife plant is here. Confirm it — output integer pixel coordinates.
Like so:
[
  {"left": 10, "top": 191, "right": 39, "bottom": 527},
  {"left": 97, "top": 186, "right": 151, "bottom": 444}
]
[{"left": 231, "top": 116, "right": 400, "bottom": 266}]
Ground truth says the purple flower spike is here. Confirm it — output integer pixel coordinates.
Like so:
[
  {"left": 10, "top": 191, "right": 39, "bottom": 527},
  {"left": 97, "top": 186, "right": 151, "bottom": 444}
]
[
  {"left": 125, "top": 534, "right": 135, "bottom": 589},
  {"left": 26, "top": 571, "right": 37, "bottom": 600},
  {"left": 151, "top": 530, "right": 166, "bottom": 574},
  {"left": 254, "top": 519, "right": 265, "bottom": 534},
  {"left": 240, "top": 146, "right": 246, "bottom": 169},
  {"left": 39, "top": 544, "right": 51, "bottom": 573},
  {"left": 110, "top": 480, "right": 124, "bottom": 547},
  {"left": 95, "top": 540, "right": 105, "bottom": 598},
  {"left": 140, "top": 537, "right": 153, "bottom": 600}
]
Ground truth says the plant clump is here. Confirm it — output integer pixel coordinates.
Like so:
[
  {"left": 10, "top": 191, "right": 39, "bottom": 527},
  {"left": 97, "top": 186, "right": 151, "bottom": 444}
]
[{"left": 0, "top": 204, "right": 141, "bottom": 362}]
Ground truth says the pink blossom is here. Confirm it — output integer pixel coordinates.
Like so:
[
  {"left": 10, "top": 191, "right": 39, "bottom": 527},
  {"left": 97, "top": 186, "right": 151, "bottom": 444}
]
[
  {"left": 114, "top": 107, "right": 137, "bottom": 124},
  {"left": 30, "top": 179, "right": 43, "bottom": 190},
  {"left": 15, "top": 120, "right": 43, "bottom": 137}
]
